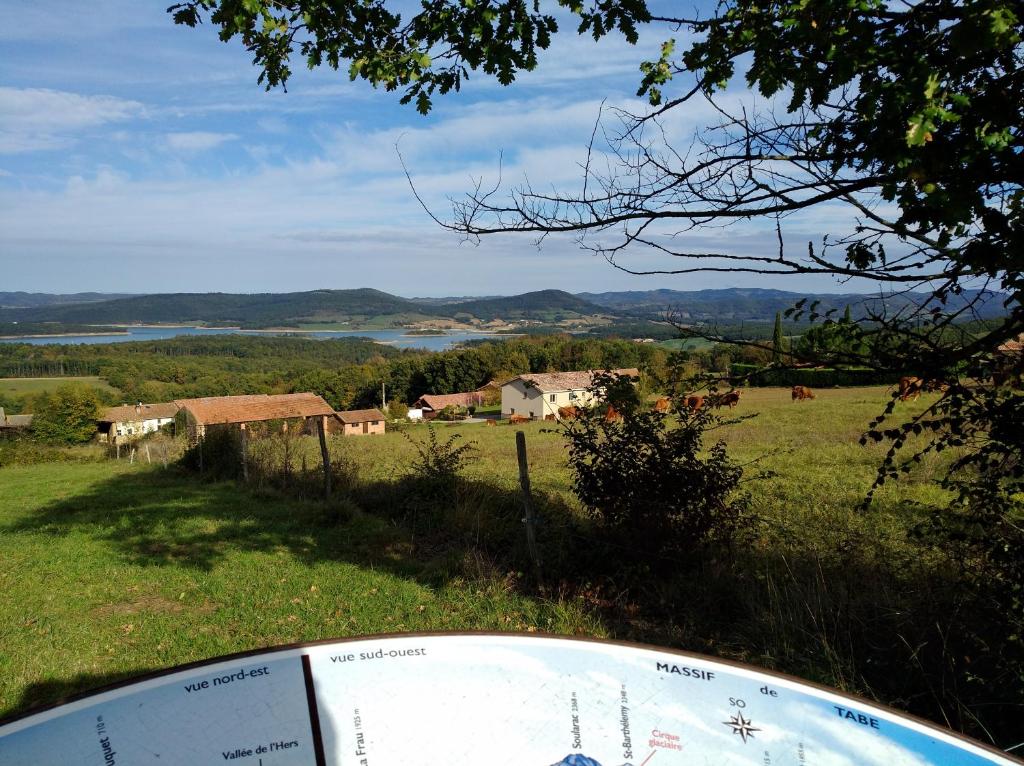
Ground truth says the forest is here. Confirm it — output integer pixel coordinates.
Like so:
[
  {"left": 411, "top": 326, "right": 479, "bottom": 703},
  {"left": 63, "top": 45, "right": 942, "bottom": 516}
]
[{"left": 0, "top": 334, "right": 671, "bottom": 413}]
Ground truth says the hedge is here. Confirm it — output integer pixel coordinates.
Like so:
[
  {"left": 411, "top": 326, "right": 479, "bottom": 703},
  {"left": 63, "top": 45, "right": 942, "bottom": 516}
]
[{"left": 730, "top": 364, "right": 904, "bottom": 387}]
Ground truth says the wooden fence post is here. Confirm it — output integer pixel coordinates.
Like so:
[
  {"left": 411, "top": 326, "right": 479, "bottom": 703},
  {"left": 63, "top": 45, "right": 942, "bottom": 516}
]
[
  {"left": 515, "top": 430, "right": 542, "bottom": 583},
  {"left": 317, "top": 416, "right": 332, "bottom": 500},
  {"left": 145, "top": 443, "right": 151, "bottom": 464},
  {"left": 239, "top": 423, "right": 249, "bottom": 482}
]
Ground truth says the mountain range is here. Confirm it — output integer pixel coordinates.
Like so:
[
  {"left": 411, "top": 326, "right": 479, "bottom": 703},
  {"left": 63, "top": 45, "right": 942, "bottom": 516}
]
[{"left": 0, "top": 287, "right": 1008, "bottom": 328}]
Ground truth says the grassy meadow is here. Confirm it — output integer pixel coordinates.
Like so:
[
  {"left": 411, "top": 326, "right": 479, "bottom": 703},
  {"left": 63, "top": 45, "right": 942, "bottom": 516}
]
[
  {"left": 0, "top": 376, "right": 118, "bottom": 399},
  {"left": 1, "top": 385, "right": 1012, "bottom": 744}
]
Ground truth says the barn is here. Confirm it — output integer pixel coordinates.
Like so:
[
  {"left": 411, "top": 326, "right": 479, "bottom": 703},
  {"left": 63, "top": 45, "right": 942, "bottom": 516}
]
[
  {"left": 500, "top": 368, "right": 639, "bottom": 420},
  {"left": 173, "top": 393, "right": 335, "bottom": 443}
]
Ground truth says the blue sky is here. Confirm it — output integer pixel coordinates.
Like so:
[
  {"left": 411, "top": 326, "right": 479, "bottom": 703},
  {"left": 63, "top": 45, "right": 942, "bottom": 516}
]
[{"left": 1, "top": 1, "right": 878, "bottom": 297}]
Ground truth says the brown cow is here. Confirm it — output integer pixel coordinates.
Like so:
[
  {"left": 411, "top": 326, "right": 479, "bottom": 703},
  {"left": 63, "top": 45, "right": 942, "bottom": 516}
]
[
  {"left": 684, "top": 395, "right": 705, "bottom": 412},
  {"left": 508, "top": 414, "right": 530, "bottom": 424},
  {"left": 485, "top": 419, "right": 497, "bottom": 427},
  {"left": 791, "top": 385, "right": 815, "bottom": 401},
  {"left": 899, "top": 376, "right": 924, "bottom": 401},
  {"left": 558, "top": 405, "right": 580, "bottom": 419},
  {"left": 653, "top": 397, "right": 671, "bottom": 413},
  {"left": 604, "top": 404, "right": 622, "bottom": 423},
  {"left": 718, "top": 390, "right": 741, "bottom": 408}
]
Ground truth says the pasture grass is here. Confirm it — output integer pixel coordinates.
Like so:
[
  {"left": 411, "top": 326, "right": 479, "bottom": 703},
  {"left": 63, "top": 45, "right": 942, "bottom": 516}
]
[
  {"left": 1, "top": 386, "right": 1011, "bottom": 743},
  {"left": 0, "top": 462, "right": 601, "bottom": 718},
  {"left": 0, "top": 376, "right": 119, "bottom": 399}
]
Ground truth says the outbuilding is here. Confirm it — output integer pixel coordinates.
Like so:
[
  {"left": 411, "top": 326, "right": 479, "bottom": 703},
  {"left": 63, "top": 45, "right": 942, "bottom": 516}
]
[
  {"left": 173, "top": 393, "right": 335, "bottom": 442},
  {"left": 335, "top": 408, "right": 386, "bottom": 435},
  {"left": 0, "top": 408, "right": 33, "bottom": 436}
]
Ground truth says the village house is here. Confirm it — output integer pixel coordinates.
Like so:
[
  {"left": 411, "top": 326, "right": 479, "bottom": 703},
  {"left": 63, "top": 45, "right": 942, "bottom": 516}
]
[
  {"left": 173, "top": 392, "right": 335, "bottom": 442},
  {"left": 97, "top": 402, "right": 179, "bottom": 444},
  {"left": 334, "top": 408, "right": 386, "bottom": 435},
  {"left": 410, "top": 391, "right": 487, "bottom": 420},
  {"left": 500, "top": 368, "right": 640, "bottom": 420}
]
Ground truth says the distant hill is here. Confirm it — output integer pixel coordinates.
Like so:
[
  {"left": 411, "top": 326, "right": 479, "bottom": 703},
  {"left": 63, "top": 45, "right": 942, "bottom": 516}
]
[
  {"left": 0, "top": 292, "right": 135, "bottom": 309},
  {"left": 444, "top": 290, "right": 605, "bottom": 321},
  {"left": 2, "top": 287, "right": 1007, "bottom": 329},
  {"left": 0, "top": 289, "right": 433, "bottom": 327},
  {"left": 0, "top": 288, "right": 610, "bottom": 328},
  {"left": 578, "top": 287, "right": 1009, "bottom": 321}
]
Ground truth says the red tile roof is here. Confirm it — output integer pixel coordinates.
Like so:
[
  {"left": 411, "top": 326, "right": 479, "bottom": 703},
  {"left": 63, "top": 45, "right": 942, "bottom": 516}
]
[
  {"left": 99, "top": 403, "right": 179, "bottom": 423},
  {"left": 174, "top": 393, "right": 334, "bottom": 425},
  {"left": 504, "top": 368, "right": 640, "bottom": 393},
  {"left": 413, "top": 392, "right": 486, "bottom": 410},
  {"left": 998, "top": 334, "right": 1024, "bottom": 353},
  {"left": 336, "top": 408, "right": 386, "bottom": 424}
]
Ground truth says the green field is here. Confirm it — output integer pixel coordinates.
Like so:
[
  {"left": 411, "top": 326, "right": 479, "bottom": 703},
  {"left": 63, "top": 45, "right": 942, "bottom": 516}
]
[
  {"left": 0, "top": 386, "right": 1013, "bottom": 743},
  {"left": 0, "top": 376, "right": 119, "bottom": 398}
]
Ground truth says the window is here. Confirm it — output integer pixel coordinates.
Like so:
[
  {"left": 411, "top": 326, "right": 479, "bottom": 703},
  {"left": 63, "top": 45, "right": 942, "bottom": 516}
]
[
  {"left": 569, "top": 392, "right": 578, "bottom": 400},
  {"left": 371, "top": 421, "right": 379, "bottom": 426},
  {"left": 549, "top": 394, "right": 556, "bottom": 402},
  {"left": 510, "top": 408, "right": 515, "bottom": 414}
]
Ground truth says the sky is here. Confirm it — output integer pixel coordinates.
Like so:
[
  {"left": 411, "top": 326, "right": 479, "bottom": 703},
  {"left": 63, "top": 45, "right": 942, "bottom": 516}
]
[{"left": 1, "top": 1, "right": 883, "bottom": 297}]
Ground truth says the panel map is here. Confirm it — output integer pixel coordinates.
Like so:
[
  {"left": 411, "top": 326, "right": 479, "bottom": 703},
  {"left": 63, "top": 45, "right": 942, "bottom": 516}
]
[{"left": 0, "top": 634, "right": 1017, "bottom": 765}]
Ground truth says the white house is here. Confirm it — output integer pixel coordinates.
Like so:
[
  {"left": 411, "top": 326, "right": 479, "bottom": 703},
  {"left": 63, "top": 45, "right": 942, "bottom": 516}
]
[
  {"left": 500, "top": 368, "right": 639, "bottom": 420},
  {"left": 97, "top": 402, "right": 179, "bottom": 443}
]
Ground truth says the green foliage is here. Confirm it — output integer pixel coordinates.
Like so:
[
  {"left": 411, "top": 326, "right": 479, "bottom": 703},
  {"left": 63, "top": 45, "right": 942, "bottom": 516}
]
[
  {"left": 0, "top": 441, "right": 104, "bottom": 468},
  {"left": 31, "top": 384, "right": 103, "bottom": 444},
  {"left": 561, "top": 373, "right": 747, "bottom": 560},
  {"left": 169, "top": 2, "right": 648, "bottom": 113},
  {"left": 730, "top": 363, "right": 900, "bottom": 388},
  {"left": 403, "top": 425, "right": 477, "bottom": 502},
  {"left": 386, "top": 399, "right": 409, "bottom": 421},
  {"left": 437, "top": 404, "right": 468, "bottom": 421},
  {"left": 771, "top": 312, "right": 785, "bottom": 364}
]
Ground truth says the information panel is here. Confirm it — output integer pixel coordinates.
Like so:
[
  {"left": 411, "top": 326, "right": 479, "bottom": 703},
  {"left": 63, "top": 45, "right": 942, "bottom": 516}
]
[{"left": 1, "top": 633, "right": 1018, "bottom": 765}]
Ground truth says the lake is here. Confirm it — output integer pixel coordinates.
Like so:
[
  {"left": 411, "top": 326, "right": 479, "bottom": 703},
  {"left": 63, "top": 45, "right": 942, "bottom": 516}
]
[{"left": 0, "top": 326, "right": 510, "bottom": 351}]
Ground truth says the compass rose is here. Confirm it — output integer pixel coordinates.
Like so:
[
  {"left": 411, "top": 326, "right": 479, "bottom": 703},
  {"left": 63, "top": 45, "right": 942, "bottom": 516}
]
[{"left": 722, "top": 711, "right": 761, "bottom": 743}]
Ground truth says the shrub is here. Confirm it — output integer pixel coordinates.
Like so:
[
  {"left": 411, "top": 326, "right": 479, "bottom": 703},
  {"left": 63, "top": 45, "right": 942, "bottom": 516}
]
[
  {"left": 31, "top": 384, "right": 103, "bottom": 444},
  {"left": 180, "top": 425, "right": 242, "bottom": 479},
  {"left": 561, "top": 373, "right": 748, "bottom": 561},
  {"left": 403, "top": 425, "right": 477, "bottom": 502}
]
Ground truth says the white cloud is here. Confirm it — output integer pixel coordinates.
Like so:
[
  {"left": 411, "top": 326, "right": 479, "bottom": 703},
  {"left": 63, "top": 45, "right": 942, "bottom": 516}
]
[
  {"left": 164, "top": 131, "right": 238, "bottom": 153},
  {"left": 0, "top": 87, "right": 143, "bottom": 154}
]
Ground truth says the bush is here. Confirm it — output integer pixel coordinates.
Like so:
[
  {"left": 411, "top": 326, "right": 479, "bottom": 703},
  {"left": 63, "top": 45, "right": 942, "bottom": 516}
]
[
  {"left": 403, "top": 425, "right": 477, "bottom": 503},
  {"left": 0, "top": 439, "right": 104, "bottom": 467},
  {"left": 31, "top": 384, "right": 104, "bottom": 444},
  {"left": 561, "top": 373, "right": 748, "bottom": 562},
  {"left": 180, "top": 425, "right": 242, "bottom": 479}
]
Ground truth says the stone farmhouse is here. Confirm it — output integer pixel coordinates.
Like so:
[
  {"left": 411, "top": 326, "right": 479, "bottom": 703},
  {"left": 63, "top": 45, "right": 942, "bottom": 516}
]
[
  {"left": 174, "top": 393, "right": 336, "bottom": 443},
  {"left": 97, "top": 402, "right": 179, "bottom": 444},
  {"left": 500, "top": 368, "right": 639, "bottom": 420}
]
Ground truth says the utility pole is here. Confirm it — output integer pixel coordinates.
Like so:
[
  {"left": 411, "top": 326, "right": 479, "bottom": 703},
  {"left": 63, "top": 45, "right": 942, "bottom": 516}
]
[{"left": 381, "top": 381, "right": 387, "bottom": 410}]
